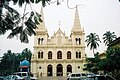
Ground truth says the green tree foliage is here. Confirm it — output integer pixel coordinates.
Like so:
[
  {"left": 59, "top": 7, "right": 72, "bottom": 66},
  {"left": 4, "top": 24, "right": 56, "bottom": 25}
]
[
  {"left": 85, "top": 33, "right": 101, "bottom": 54},
  {"left": 103, "top": 47, "right": 120, "bottom": 79},
  {"left": 0, "top": 48, "right": 32, "bottom": 76},
  {"left": 105, "top": 47, "right": 120, "bottom": 71},
  {"left": 0, "top": 0, "right": 52, "bottom": 43},
  {"left": 21, "top": 48, "right": 32, "bottom": 62},
  {"left": 85, "top": 46, "right": 120, "bottom": 79},
  {"left": 103, "top": 31, "right": 117, "bottom": 46},
  {"left": 0, "top": 50, "right": 17, "bottom": 75},
  {"left": 97, "top": 58, "right": 108, "bottom": 72},
  {"left": 0, "top": 0, "right": 72, "bottom": 43},
  {"left": 83, "top": 52, "right": 101, "bottom": 73}
]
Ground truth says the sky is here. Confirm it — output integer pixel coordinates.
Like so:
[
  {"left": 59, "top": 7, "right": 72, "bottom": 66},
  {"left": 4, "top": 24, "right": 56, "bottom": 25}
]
[{"left": 0, "top": 0, "right": 120, "bottom": 57}]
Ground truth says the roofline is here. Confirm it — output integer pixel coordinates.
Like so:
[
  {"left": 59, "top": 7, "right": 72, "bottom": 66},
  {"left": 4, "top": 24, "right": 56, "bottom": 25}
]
[{"left": 108, "top": 37, "right": 120, "bottom": 46}]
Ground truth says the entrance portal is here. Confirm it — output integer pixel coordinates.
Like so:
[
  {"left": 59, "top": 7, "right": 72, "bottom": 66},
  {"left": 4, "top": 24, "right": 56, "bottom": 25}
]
[
  {"left": 47, "top": 65, "right": 52, "bottom": 76},
  {"left": 57, "top": 64, "right": 63, "bottom": 76},
  {"left": 67, "top": 65, "right": 72, "bottom": 75}
]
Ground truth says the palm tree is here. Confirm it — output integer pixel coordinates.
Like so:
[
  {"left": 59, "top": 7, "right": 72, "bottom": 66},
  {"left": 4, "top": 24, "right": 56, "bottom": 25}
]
[
  {"left": 85, "top": 33, "right": 101, "bottom": 54},
  {"left": 103, "top": 31, "right": 117, "bottom": 46}
]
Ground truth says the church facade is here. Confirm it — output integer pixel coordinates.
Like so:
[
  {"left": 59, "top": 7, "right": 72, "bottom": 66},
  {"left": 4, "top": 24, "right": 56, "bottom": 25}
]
[{"left": 31, "top": 7, "right": 86, "bottom": 77}]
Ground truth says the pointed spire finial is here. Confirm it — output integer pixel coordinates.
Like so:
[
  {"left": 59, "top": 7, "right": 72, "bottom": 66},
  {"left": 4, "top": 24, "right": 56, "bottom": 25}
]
[
  {"left": 72, "top": 5, "right": 81, "bottom": 31},
  {"left": 40, "top": 6, "right": 44, "bottom": 22},
  {"left": 37, "top": 6, "right": 45, "bottom": 30}
]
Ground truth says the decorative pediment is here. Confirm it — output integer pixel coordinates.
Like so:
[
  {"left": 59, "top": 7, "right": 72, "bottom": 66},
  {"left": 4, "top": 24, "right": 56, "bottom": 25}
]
[{"left": 50, "top": 28, "right": 68, "bottom": 45}]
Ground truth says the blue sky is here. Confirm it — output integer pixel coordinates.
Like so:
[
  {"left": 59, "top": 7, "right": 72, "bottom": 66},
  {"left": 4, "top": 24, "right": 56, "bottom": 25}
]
[{"left": 0, "top": 0, "right": 120, "bottom": 57}]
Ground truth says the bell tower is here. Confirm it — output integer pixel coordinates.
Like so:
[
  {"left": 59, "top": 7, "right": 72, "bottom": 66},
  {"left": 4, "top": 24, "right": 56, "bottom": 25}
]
[
  {"left": 70, "top": 6, "right": 85, "bottom": 46},
  {"left": 70, "top": 6, "right": 85, "bottom": 58},
  {"left": 34, "top": 7, "right": 48, "bottom": 45}
]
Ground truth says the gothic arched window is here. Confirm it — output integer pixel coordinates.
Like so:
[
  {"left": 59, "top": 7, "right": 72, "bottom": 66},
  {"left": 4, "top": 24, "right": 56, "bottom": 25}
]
[
  {"left": 41, "top": 38, "right": 44, "bottom": 44},
  {"left": 67, "top": 51, "right": 71, "bottom": 59},
  {"left": 38, "top": 38, "right": 44, "bottom": 45},
  {"left": 38, "top": 52, "right": 40, "bottom": 58},
  {"left": 48, "top": 51, "right": 52, "bottom": 59},
  {"left": 38, "top": 38, "right": 41, "bottom": 44},
  {"left": 75, "top": 38, "right": 81, "bottom": 45},
  {"left": 38, "top": 51, "right": 43, "bottom": 58},
  {"left": 41, "top": 52, "right": 43, "bottom": 58},
  {"left": 57, "top": 51, "right": 62, "bottom": 59},
  {"left": 75, "top": 38, "right": 78, "bottom": 45},
  {"left": 76, "top": 51, "right": 81, "bottom": 58},
  {"left": 78, "top": 38, "right": 81, "bottom": 44}
]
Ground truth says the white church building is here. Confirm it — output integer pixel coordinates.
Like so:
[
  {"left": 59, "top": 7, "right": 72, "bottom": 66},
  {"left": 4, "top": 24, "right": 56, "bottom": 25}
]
[{"left": 31, "top": 6, "right": 86, "bottom": 77}]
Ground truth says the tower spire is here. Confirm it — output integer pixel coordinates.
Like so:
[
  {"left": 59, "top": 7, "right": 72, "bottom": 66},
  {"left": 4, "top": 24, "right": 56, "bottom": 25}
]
[
  {"left": 37, "top": 6, "right": 45, "bottom": 30},
  {"left": 72, "top": 6, "right": 81, "bottom": 32}
]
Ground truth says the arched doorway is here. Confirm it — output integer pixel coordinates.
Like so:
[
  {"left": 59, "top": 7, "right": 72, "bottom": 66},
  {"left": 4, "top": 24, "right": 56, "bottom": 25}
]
[
  {"left": 57, "top": 64, "right": 63, "bottom": 76},
  {"left": 47, "top": 65, "right": 53, "bottom": 76},
  {"left": 67, "top": 64, "right": 72, "bottom": 75}
]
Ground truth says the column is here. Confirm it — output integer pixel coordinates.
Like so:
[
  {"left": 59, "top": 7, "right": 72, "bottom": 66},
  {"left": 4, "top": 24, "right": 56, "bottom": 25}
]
[
  {"left": 53, "top": 63, "right": 56, "bottom": 76},
  {"left": 63, "top": 63, "right": 66, "bottom": 76}
]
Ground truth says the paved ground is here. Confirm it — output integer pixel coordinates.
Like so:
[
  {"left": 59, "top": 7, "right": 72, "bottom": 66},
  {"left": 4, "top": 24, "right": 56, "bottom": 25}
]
[{"left": 38, "top": 76, "right": 67, "bottom": 80}]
